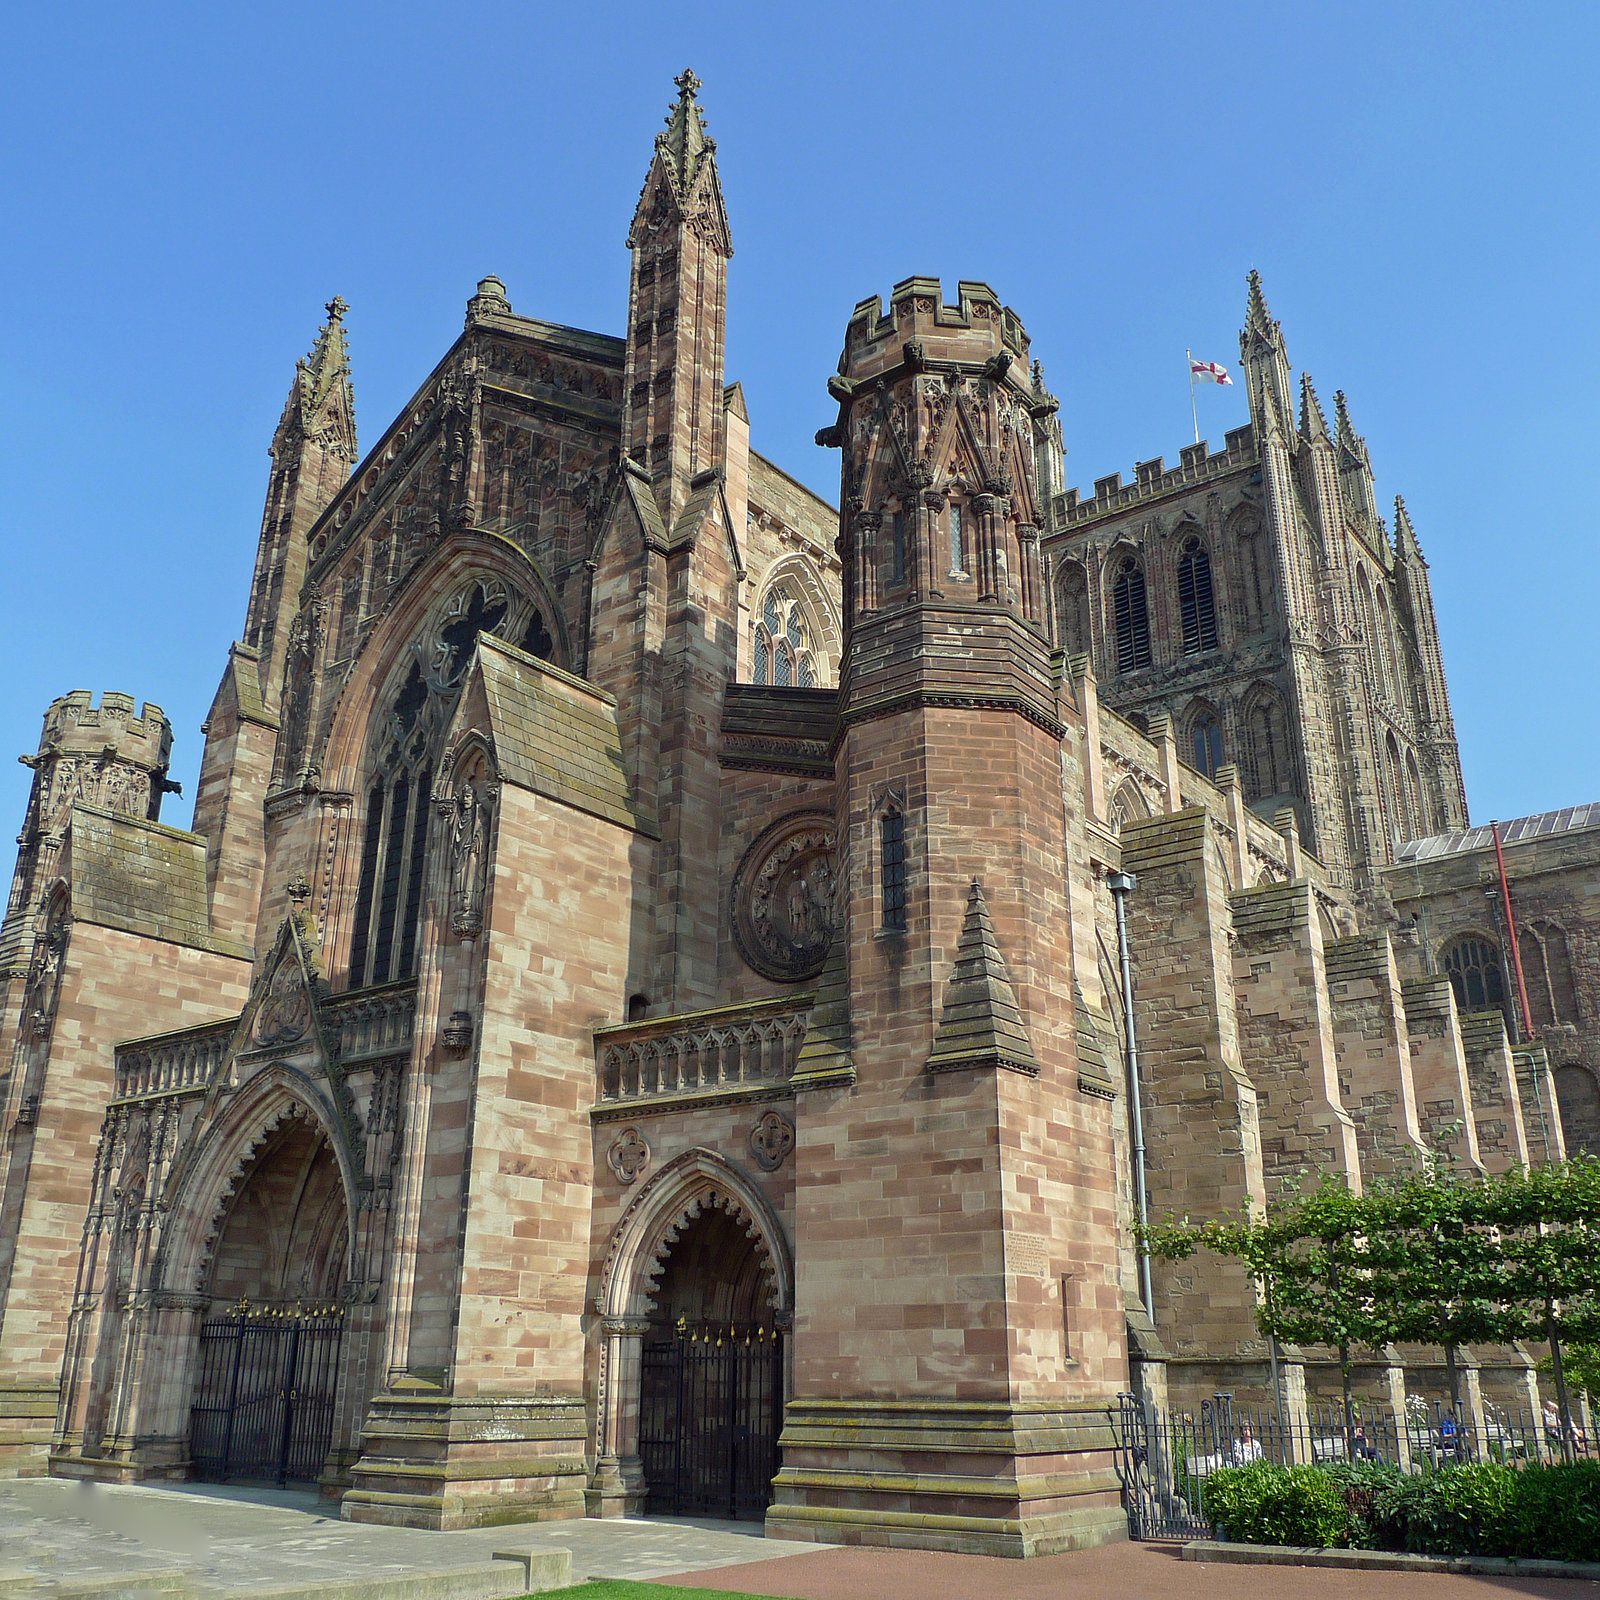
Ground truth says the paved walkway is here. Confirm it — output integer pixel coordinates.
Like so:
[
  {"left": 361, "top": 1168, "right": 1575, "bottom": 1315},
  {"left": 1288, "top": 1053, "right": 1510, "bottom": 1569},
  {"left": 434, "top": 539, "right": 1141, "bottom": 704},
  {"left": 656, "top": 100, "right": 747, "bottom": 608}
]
[
  {"left": 656, "top": 1541, "right": 1600, "bottom": 1599},
  {"left": 0, "top": 1478, "right": 814, "bottom": 1596}
]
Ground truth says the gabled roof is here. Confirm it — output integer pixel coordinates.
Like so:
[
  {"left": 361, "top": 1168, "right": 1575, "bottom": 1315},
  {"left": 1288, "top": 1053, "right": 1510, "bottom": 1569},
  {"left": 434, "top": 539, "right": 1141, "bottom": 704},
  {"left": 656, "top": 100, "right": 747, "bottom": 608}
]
[{"left": 470, "top": 636, "right": 653, "bottom": 836}]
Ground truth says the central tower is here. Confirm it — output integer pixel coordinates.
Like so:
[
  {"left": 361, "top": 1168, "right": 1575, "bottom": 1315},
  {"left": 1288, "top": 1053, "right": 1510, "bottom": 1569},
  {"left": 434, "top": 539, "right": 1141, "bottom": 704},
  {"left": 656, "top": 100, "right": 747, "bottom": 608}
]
[{"left": 773, "top": 281, "right": 1128, "bottom": 1554}]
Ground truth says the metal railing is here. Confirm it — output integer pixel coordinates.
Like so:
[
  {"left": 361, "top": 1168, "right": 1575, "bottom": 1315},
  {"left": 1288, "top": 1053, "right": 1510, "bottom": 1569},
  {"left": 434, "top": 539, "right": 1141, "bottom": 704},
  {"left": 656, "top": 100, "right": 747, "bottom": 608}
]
[
  {"left": 595, "top": 998, "right": 809, "bottom": 1105},
  {"left": 1115, "top": 1391, "right": 1595, "bottom": 1541}
]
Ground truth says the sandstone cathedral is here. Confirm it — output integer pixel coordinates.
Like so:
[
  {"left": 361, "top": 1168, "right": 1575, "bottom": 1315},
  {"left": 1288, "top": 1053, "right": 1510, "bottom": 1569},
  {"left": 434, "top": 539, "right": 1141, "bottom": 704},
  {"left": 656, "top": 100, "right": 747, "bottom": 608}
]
[{"left": 0, "top": 72, "right": 1595, "bottom": 1556}]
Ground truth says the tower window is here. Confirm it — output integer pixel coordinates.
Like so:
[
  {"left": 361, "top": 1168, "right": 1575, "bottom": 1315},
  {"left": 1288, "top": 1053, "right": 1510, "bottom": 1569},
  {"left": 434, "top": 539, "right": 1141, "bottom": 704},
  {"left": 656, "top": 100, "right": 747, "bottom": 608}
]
[
  {"left": 949, "top": 505, "right": 966, "bottom": 574},
  {"left": 880, "top": 812, "right": 907, "bottom": 932},
  {"left": 1191, "top": 714, "right": 1223, "bottom": 779},
  {"left": 1178, "top": 538, "right": 1219, "bottom": 654},
  {"left": 891, "top": 511, "right": 907, "bottom": 586},
  {"left": 1441, "top": 936, "right": 1507, "bottom": 1014},
  {"left": 1112, "top": 557, "right": 1151, "bottom": 673}
]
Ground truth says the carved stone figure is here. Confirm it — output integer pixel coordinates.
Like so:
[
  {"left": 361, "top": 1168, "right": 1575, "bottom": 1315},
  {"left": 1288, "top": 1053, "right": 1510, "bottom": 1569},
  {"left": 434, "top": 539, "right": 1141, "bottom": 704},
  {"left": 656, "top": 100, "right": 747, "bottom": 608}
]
[{"left": 450, "top": 778, "right": 493, "bottom": 938}]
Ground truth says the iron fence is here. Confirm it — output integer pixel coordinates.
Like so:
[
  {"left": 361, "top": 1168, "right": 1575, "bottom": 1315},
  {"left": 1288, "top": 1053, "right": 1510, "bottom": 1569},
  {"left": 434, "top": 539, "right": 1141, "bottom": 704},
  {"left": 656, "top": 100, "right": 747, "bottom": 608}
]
[{"left": 1114, "top": 1390, "right": 1596, "bottom": 1541}]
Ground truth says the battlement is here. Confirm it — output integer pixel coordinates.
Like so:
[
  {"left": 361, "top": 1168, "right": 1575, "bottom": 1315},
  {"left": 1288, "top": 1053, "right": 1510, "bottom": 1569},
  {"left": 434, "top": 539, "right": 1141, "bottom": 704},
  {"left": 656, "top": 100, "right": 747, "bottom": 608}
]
[
  {"left": 841, "top": 277, "right": 1030, "bottom": 371},
  {"left": 31, "top": 691, "right": 172, "bottom": 767},
  {"left": 1053, "top": 426, "right": 1256, "bottom": 530}
]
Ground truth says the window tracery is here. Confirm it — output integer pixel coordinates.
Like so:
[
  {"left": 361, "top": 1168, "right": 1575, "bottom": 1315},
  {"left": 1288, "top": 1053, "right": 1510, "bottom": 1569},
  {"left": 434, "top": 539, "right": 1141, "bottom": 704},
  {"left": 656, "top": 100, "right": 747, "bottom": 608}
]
[
  {"left": 347, "top": 576, "right": 552, "bottom": 989},
  {"left": 1441, "top": 934, "right": 1507, "bottom": 1015},
  {"left": 751, "top": 583, "right": 819, "bottom": 689}
]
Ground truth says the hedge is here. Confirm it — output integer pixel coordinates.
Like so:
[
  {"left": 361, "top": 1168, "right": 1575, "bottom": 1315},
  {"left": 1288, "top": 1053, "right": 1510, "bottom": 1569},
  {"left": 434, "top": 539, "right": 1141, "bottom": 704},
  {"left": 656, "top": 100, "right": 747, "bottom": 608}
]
[{"left": 1200, "top": 1459, "right": 1600, "bottom": 1561}]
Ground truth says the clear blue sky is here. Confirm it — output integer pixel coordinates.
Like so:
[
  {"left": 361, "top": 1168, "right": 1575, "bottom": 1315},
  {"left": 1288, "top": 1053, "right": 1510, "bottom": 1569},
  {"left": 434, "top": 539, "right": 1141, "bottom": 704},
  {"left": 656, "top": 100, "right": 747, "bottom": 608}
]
[{"left": 2, "top": 1, "right": 1596, "bottom": 837}]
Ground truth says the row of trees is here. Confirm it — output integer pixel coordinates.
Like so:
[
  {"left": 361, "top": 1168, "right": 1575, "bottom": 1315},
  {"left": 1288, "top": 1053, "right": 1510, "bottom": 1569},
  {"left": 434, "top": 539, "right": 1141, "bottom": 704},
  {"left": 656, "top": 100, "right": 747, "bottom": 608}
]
[{"left": 1139, "top": 1156, "right": 1600, "bottom": 1457}]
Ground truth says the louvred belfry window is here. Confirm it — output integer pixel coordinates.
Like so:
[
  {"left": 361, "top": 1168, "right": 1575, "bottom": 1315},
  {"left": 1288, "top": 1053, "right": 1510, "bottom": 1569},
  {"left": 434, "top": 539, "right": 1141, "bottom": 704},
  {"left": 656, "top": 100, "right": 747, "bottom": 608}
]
[
  {"left": 1112, "top": 557, "right": 1151, "bottom": 673},
  {"left": 1178, "top": 538, "right": 1219, "bottom": 655},
  {"left": 751, "top": 583, "right": 819, "bottom": 689}
]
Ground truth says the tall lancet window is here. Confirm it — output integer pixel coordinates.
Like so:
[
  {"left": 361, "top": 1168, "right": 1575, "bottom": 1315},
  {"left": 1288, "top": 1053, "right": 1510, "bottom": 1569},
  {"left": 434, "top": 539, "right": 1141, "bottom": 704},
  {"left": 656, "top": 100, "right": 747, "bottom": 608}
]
[
  {"left": 949, "top": 504, "right": 966, "bottom": 575},
  {"left": 1178, "top": 538, "right": 1219, "bottom": 654},
  {"left": 751, "top": 583, "right": 819, "bottom": 689},
  {"left": 1112, "top": 556, "right": 1152, "bottom": 673}
]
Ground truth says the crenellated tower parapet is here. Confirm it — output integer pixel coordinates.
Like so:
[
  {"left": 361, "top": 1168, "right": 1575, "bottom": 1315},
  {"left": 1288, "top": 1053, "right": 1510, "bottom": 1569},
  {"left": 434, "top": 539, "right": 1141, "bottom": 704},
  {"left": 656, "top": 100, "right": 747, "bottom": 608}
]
[
  {"left": 822, "top": 278, "right": 1056, "bottom": 639},
  {"left": 0, "top": 691, "right": 174, "bottom": 1049}
]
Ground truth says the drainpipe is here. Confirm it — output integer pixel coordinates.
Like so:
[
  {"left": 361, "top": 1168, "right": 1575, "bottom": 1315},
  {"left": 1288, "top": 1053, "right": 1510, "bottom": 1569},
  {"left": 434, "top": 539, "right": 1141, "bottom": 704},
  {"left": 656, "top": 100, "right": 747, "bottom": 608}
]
[{"left": 1108, "top": 871, "right": 1154, "bottom": 1319}]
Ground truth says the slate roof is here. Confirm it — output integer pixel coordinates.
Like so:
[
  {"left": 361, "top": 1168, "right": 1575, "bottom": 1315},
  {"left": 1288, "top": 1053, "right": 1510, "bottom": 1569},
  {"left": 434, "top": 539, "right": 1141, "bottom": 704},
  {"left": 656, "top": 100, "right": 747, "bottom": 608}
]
[
  {"left": 66, "top": 804, "right": 250, "bottom": 958},
  {"left": 1395, "top": 804, "right": 1600, "bottom": 863},
  {"left": 475, "top": 636, "right": 650, "bottom": 836}
]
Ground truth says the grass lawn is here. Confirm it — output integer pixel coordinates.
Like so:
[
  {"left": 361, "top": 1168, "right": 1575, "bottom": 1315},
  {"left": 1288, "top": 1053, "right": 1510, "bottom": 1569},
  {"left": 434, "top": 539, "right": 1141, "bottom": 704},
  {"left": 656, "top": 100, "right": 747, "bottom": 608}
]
[{"left": 534, "top": 1583, "right": 787, "bottom": 1600}]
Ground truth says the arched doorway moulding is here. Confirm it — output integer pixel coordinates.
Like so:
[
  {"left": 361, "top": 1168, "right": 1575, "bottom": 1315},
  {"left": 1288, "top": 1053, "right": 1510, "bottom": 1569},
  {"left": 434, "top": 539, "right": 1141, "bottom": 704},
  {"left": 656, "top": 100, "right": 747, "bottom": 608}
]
[
  {"left": 160, "top": 1063, "right": 359, "bottom": 1304},
  {"left": 589, "top": 1148, "right": 794, "bottom": 1513}
]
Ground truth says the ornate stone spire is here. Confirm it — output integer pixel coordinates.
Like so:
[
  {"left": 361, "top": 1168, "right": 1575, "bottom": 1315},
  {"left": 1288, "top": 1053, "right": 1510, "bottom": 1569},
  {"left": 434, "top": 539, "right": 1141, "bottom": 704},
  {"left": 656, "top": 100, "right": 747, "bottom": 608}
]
[
  {"left": 292, "top": 296, "right": 356, "bottom": 455},
  {"left": 1393, "top": 495, "right": 1424, "bottom": 561},
  {"left": 658, "top": 67, "right": 713, "bottom": 194},
  {"left": 1239, "top": 270, "right": 1293, "bottom": 445},
  {"left": 1299, "top": 372, "right": 1330, "bottom": 442},
  {"left": 1334, "top": 388, "right": 1363, "bottom": 457},
  {"left": 926, "top": 881, "right": 1041, "bottom": 1077}
]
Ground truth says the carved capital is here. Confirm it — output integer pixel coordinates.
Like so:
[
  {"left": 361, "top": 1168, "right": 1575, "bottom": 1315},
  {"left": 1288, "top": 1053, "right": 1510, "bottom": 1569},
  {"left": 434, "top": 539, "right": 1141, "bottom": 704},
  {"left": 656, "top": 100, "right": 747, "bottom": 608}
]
[
  {"left": 854, "top": 509, "right": 884, "bottom": 534},
  {"left": 970, "top": 494, "right": 998, "bottom": 517},
  {"left": 602, "top": 1315, "right": 653, "bottom": 1339},
  {"left": 1017, "top": 522, "right": 1040, "bottom": 545}
]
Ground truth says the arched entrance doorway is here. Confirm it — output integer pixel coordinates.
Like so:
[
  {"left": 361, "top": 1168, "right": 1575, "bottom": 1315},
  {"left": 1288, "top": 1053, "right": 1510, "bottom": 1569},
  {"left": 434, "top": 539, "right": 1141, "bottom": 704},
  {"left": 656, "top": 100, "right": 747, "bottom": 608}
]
[
  {"left": 638, "top": 1203, "right": 783, "bottom": 1519},
  {"left": 594, "top": 1150, "right": 792, "bottom": 1523},
  {"left": 188, "top": 1110, "right": 349, "bottom": 1485}
]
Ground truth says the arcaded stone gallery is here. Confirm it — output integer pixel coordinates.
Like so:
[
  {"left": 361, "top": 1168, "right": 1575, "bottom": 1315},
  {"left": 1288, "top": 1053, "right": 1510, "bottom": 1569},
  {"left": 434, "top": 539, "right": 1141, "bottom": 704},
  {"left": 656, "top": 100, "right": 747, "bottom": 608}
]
[{"left": 0, "top": 73, "right": 1596, "bottom": 1554}]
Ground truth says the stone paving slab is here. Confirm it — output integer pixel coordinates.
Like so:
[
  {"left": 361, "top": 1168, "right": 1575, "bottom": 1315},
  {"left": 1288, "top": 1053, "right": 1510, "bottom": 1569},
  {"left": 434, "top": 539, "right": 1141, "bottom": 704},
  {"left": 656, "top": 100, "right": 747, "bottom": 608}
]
[{"left": 0, "top": 1480, "right": 820, "bottom": 1598}]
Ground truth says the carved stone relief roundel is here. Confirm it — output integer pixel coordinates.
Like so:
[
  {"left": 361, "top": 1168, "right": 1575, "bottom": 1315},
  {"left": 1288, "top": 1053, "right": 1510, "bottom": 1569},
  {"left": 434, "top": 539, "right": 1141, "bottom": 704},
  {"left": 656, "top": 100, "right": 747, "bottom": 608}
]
[{"left": 731, "top": 810, "right": 836, "bottom": 983}]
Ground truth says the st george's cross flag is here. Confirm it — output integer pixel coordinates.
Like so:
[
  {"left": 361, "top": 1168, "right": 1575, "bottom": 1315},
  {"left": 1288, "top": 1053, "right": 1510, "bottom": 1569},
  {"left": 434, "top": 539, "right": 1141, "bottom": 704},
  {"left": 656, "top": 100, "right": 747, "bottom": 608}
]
[{"left": 1190, "top": 357, "right": 1233, "bottom": 386}]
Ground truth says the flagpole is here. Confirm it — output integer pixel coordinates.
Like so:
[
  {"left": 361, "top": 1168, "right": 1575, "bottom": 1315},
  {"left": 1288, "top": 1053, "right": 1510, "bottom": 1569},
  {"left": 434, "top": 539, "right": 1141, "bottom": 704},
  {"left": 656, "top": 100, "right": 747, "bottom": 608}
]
[{"left": 1187, "top": 349, "right": 1200, "bottom": 445}]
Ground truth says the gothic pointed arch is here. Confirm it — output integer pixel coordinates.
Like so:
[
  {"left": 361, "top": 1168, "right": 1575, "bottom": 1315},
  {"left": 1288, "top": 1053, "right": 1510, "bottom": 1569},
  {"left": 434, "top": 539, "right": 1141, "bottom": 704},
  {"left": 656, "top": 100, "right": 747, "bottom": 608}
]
[
  {"left": 1176, "top": 533, "right": 1219, "bottom": 655},
  {"left": 157, "top": 1064, "right": 358, "bottom": 1300},
  {"left": 750, "top": 555, "right": 840, "bottom": 689},
  {"left": 1106, "top": 543, "right": 1151, "bottom": 674},
  {"left": 1227, "top": 501, "right": 1271, "bottom": 631},
  {"left": 1108, "top": 777, "right": 1154, "bottom": 832},
  {"left": 597, "top": 1147, "right": 793, "bottom": 1323},
  {"left": 1183, "top": 698, "right": 1225, "bottom": 780}
]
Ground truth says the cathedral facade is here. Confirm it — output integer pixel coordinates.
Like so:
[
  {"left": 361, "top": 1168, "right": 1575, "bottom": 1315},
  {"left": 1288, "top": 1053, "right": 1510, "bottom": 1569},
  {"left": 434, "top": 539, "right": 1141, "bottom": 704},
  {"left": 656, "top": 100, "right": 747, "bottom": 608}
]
[{"left": 0, "top": 72, "right": 1596, "bottom": 1555}]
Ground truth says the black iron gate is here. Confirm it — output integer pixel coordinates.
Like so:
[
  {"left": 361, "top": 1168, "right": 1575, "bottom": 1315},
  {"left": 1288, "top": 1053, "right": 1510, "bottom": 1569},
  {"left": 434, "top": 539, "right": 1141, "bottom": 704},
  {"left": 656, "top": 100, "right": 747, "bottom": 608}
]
[
  {"left": 639, "top": 1325, "right": 783, "bottom": 1520},
  {"left": 1112, "top": 1392, "right": 1215, "bottom": 1542},
  {"left": 189, "top": 1305, "right": 344, "bottom": 1485}
]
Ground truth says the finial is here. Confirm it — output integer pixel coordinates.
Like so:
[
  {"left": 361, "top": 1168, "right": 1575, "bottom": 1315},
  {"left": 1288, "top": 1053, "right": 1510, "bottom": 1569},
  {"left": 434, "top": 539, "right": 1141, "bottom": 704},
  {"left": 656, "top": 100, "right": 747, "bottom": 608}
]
[
  {"left": 465, "top": 275, "right": 512, "bottom": 326},
  {"left": 324, "top": 296, "right": 348, "bottom": 323},
  {"left": 674, "top": 67, "right": 702, "bottom": 101},
  {"left": 1299, "top": 372, "right": 1329, "bottom": 440},
  {"left": 287, "top": 872, "right": 312, "bottom": 905}
]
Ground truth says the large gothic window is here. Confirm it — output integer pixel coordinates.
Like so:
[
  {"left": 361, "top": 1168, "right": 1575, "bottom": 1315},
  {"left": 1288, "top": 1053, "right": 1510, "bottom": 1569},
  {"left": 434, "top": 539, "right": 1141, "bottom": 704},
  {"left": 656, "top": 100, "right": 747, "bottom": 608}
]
[
  {"left": 1520, "top": 920, "right": 1577, "bottom": 1029},
  {"left": 347, "top": 577, "right": 551, "bottom": 989},
  {"left": 1177, "top": 538, "right": 1219, "bottom": 655},
  {"left": 1112, "top": 556, "right": 1151, "bottom": 673},
  {"left": 1442, "top": 935, "right": 1507, "bottom": 1014},
  {"left": 751, "top": 583, "right": 819, "bottom": 688}
]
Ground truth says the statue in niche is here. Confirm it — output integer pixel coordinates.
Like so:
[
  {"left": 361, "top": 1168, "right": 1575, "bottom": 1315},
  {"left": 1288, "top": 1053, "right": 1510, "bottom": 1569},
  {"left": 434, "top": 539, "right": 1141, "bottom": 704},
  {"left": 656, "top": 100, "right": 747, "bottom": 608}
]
[{"left": 450, "top": 776, "right": 494, "bottom": 937}]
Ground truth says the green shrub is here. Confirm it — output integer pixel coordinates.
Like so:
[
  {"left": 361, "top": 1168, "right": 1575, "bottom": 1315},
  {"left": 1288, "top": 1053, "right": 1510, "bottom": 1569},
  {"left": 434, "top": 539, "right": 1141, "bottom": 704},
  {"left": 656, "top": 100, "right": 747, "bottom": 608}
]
[
  {"left": 1202, "top": 1462, "right": 1352, "bottom": 1548},
  {"left": 1201, "top": 1459, "right": 1600, "bottom": 1561},
  {"left": 1496, "top": 1461, "right": 1600, "bottom": 1563}
]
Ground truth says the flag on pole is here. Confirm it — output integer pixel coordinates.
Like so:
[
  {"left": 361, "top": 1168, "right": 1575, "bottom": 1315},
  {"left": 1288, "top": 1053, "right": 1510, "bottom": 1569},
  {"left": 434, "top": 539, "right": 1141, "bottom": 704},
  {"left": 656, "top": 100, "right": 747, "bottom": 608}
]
[{"left": 1189, "top": 357, "right": 1233, "bottom": 386}]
